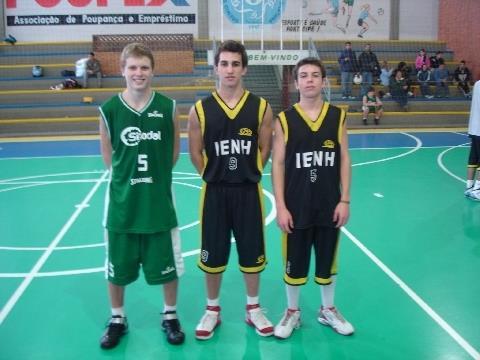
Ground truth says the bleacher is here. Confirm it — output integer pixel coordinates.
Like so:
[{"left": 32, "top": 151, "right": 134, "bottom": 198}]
[{"left": 0, "top": 40, "right": 471, "bottom": 138}]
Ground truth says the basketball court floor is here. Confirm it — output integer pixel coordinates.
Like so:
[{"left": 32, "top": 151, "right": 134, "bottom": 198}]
[{"left": 0, "top": 130, "right": 479, "bottom": 360}]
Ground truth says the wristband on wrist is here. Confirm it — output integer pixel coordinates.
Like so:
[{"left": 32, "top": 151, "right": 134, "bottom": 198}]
[{"left": 340, "top": 200, "right": 350, "bottom": 204}]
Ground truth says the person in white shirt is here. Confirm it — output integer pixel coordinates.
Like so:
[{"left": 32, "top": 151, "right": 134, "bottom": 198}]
[{"left": 465, "top": 80, "right": 480, "bottom": 200}]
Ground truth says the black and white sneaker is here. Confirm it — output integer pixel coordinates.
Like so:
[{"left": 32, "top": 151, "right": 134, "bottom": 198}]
[
  {"left": 162, "top": 311, "right": 185, "bottom": 345},
  {"left": 100, "top": 315, "right": 128, "bottom": 349}
]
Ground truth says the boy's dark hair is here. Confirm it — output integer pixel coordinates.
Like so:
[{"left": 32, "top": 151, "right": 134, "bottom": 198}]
[
  {"left": 214, "top": 40, "right": 248, "bottom": 67},
  {"left": 89, "top": 52, "right": 95, "bottom": 56},
  {"left": 367, "top": 86, "right": 375, "bottom": 93},
  {"left": 292, "top": 57, "right": 326, "bottom": 80}
]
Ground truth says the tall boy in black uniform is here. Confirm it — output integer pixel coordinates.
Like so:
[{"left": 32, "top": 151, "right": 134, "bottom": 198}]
[
  {"left": 188, "top": 40, "right": 274, "bottom": 340},
  {"left": 272, "top": 57, "right": 354, "bottom": 339}
]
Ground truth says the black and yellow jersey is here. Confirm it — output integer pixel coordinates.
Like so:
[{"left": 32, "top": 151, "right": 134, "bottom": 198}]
[
  {"left": 278, "top": 102, "right": 346, "bottom": 228},
  {"left": 195, "top": 90, "right": 268, "bottom": 184}
]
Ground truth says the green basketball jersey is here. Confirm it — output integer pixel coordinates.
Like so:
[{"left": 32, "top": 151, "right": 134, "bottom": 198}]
[{"left": 100, "top": 92, "right": 178, "bottom": 233}]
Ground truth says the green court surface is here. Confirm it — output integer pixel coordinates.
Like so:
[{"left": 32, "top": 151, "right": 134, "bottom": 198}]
[{"left": 0, "top": 132, "right": 479, "bottom": 360}]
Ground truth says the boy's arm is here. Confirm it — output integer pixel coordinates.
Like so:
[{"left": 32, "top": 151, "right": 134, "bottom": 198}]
[
  {"left": 258, "top": 103, "right": 274, "bottom": 166},
  {"left": 99, "top": 117, "right": 112, "bottom": 169},
  {"left": 333, "top": 122, "right": 351, "bottom": 228},
  {"left": 272, "top": 118, "right": 293, "bottom": 233}
]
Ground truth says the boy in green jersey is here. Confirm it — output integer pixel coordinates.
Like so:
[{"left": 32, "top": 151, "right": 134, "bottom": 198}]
[{"left": 99, "top": 43, "right": 184, "bottom": 349}]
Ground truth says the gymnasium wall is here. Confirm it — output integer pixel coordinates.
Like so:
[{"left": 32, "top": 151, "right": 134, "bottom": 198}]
[
  {"left": 398, "top": 0, "right": 439, "bottom": 40},
  {"left": 2, "top": 0, "right": 198, "bottom": 42},
  {"left": 438, "top": 0, "right": 480, "bottom": 80},
  {"left": 1, "top": 0, "right": 441, "bottom": 43}
]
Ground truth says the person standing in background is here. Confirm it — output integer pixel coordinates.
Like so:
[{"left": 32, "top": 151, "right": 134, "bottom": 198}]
[
  {"left": 338, "top": 41, "right": 358, "bottom": 99},
  {"left": 358, "top": 43, "right": 380, "bottom": 97},
  {"left": 465, "top": 80, "right": 480, "bottom": 201}
]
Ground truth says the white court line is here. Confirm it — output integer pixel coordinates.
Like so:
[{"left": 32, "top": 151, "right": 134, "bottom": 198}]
[
  {"left": 0, "top": 185, "right": 276, "bottom": 277},
  {"left": 0, "top": 170, "right": 104, "bottom": 183},
  {"left": 0, "top": 221, "right": 200, "bottom": 252},
  {"left": 0, "top": 268, "right": 105, "bottom": 278},
  {"left": 0, "top": 170, "right": 200, "bottom": 184},
  {"left": 0, "top": 170, "right": 109, "bottom": 326},
  {"left": 437, "top": 142, "right": 470, "bottom": 184},
  {"left": 352, "top": 132, "right": 422, "bottom": 167},
  {"left": 342, "top": 227, "right": 480, "bottom": 360},
  {"left": 0, "top": 243, "right": 104, "bottom": 251},
  {"left": 451, "top": 131, "right": 468, "bottom": 137}
]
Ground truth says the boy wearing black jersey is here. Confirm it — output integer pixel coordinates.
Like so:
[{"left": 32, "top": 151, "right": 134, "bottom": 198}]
[
  {"left": 188, "top": 40, "right": 274, "bottom": 339},
  {"left": 272, "top": 57, "right": 354, "bottom": 339}
]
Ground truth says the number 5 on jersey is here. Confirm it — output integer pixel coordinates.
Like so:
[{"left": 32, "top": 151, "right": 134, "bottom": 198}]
[{"left": 138, "top": 154, "right": 148, "bottom": 171}]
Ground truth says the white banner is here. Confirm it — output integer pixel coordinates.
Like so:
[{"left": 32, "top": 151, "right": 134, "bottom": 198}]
[
  {"left": 209, "top": 0, "right": 391, "bottom": 42},
  {"left": 208, "top": 49, "right": 311, "bottom": 65},
  {"left": 4, "top": 0, "right": 198, "bottom": 41}
]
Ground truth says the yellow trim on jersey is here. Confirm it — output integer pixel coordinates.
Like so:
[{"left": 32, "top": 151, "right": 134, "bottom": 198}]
[
  {"left": 278, "top": 112, "right": 289, "bottom": 143},
  {"left": 257, "top": 183, "right": 266, "bottom": 226},
  {"left": 240, "top": 263, "right": 266, "bottom": 273},
  {"left": 314, "top": 276, "right": 333, "bottom": 285},
  {"left": 238, "top": 183, "right": 268, "bottom": 274},
  {"left": 258, "top": 97, "right": 267, "bottom": 126},
  {"left": 338, "top": 108, "right": 346, "bottom": 143},
  {"left": 199, "top": 182, "right": 207, "bottom": 233},
  {"left": 281, "top": 232, "right": 288, "bottom": 265},
  {"left": 198, "top": 182, "right": 207, "bottom": 265},
  {"left": 195, "top": 100, "right": 208, "bottom": 171},
  {"left": 212, "top": 90, "right": 250, "bottom": 120},
  {"left": 293, "top": 102, "right": 330, "bottom": 132},
  {"left": 331, "top": 231, "right": 341, "bottom": 275},
  {"left": 198, "top": 261, "right": 227, "bottom": 274},
  {"left": 257, "top": 148, "right": 263, "bottom": 172},
  {"left": 194, "top": 100, "right": 206, "bottom": 136},
  {"left": 284, "top": 273, "right": 308, "bottom": 285},
  {"left": 256, "top": 98, "right": 268, "bottom": 172},
  {"left": 257, "top": 183, "right": 266, "bottom": 262}
]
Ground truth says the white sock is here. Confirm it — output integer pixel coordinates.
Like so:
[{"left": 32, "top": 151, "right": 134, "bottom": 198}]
[
  {"left": 247, "top": 295, "right": 259, "bottom": 306},
  {"left": 111, "top": 307, "right": 125, "bottom": 317},
  {"left": 163, "top": 304, "right": 176, "bottom": 313},
  {"left": 207, "top": 298, "right": 220, "bottom": 307},
  {"left": 320, "top": 277, "right": 337, "bottom": 308},
  {"left": 474, "top": 180, "right": 480, "bottom": 189},
  {"left": 467, "top": 180, "right": 474, "bottom": 189},
  {"left": 286, "top": 284, "right": 300, "bottom": 310}
]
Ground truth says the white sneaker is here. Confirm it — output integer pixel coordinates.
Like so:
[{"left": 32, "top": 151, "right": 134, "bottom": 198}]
[
  {"left": 318, "top": 306, "right": 354, "bottom": 335},
  {"left": 246, "top": 304, "right": 274, "bottom": 336},
  {"left": 467, "top": 188, "right": 480, "bottom": 201},
  {"left": 274, "top": 309, "right": 301, "bottom": 339},
  {"left": 464, "top": 186, "right": 474, "bottom": 197},
  {"left": 195, "top": 306, "right": 221, "bottom": 340}
]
